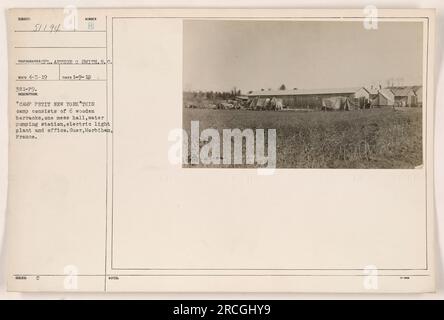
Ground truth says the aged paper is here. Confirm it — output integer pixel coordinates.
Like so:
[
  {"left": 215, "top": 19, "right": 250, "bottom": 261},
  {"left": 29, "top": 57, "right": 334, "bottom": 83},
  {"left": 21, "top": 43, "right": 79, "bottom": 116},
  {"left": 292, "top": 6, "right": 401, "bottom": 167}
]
[{"left": 6, "top": 8, "right": 435, "bottom": 292}]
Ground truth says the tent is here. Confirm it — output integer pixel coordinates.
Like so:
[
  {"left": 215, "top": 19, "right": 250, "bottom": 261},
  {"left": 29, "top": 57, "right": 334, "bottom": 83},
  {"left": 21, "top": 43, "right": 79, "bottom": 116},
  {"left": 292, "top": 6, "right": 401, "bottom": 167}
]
[
  {"left": 255, "top": 98, "right": 267, "bottom": 109},
  {"left": 321, "top": 96, "right": 357, "bottom": 111},
  {"left": 270, "top": 97, "right": 284, "bottom": 110},
  {"left": 249, "top": 97, "right": 258, "bottom": 109}
]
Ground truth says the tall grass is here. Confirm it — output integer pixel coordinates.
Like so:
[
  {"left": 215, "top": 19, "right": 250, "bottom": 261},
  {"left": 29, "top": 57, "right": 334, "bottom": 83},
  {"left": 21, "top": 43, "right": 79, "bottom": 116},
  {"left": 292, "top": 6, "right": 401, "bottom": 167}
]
[{"left": 182, "top": 107, "right": 422, "bottom": 169}]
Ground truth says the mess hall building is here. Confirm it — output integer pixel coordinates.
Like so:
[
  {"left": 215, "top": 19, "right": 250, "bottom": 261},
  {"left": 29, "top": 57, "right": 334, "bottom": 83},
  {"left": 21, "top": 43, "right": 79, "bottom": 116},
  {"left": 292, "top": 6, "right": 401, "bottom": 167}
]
[{"left": 246, "top": 87, "right": 360, "bottom": 110}]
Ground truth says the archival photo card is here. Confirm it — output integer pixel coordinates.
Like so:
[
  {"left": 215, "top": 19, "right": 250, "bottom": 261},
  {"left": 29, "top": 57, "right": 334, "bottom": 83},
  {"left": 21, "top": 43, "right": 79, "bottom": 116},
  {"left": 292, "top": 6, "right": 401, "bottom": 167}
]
[
  {"left": 6, "top": 8, "right": 435, "bottom": 293},
  {"left": 183, "top": 20, "right": 424, "bottom": 169}
]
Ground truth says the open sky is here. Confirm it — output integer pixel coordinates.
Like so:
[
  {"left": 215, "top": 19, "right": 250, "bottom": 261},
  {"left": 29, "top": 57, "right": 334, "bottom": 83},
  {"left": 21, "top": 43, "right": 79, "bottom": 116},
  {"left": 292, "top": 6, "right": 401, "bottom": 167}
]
[{"left": 183, "top": 20, "right": 423, "bottom": 93}]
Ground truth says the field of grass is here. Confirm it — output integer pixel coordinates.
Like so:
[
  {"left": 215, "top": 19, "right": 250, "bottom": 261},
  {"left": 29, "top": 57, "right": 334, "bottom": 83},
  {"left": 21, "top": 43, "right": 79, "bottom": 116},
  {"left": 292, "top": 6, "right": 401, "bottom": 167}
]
[{"left": 182, "top": 107, "right": 422, "bottom": 168}]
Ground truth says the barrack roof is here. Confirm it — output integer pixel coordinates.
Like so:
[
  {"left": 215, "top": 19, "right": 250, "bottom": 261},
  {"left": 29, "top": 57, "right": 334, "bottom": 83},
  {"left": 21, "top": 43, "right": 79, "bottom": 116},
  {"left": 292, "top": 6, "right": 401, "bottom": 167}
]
[{"left": 247, "top": 87, "right": 361, "bottom": 97}]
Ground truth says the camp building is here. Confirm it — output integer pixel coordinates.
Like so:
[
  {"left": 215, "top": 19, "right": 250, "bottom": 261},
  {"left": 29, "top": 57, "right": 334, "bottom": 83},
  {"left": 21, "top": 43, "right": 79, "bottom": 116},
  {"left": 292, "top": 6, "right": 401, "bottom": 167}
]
[
  {"left": 245, "top": 85, "right": 422, "bottom": 110},
  {"left": 246, "top": 87, "right": 360, "bottom": 111}
]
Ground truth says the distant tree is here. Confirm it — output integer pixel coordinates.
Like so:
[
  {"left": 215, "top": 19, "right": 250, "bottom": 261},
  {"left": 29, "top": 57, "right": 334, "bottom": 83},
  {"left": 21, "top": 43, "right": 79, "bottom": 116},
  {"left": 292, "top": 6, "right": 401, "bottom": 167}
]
[
  {"left": 279, "top": 84, "right": 286, "bottom": 90},
  {"left": 231, "top": 86, "right": 241, "bottom": 98},
  {"left": 261, "top": 88, "right": 264, "bottom": 91}
]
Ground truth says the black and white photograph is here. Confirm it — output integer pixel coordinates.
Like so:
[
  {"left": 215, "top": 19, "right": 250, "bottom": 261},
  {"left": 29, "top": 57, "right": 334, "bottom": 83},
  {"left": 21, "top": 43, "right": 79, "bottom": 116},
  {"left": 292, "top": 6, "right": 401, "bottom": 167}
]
[
  {"left": 1, "top": 6, "right": 440, "bottom": 298},
  {"left": 183, "top": 20, "right": 424, "bottom": 169}
]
